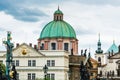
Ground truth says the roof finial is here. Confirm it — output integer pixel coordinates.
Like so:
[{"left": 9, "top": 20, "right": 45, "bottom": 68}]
[
  {"left": 58, "top": 5, "right": 59, "bottom": 10},
  {"left": 99, "top": 33, "right": 100, "bottom": 41},
  {"left": 113, "top": 39, "right": 115, "bottom": 44},
  {"left": 89, "top": 46, "right": 90, "bottom": 53}
]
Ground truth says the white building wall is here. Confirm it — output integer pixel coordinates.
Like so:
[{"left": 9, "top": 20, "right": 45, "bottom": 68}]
[
  {"left": 95, "top": 53, "right": 106, "bottom": 65},
  {"left": 0, "top": 44, "right": 69, "bottom": 80}
]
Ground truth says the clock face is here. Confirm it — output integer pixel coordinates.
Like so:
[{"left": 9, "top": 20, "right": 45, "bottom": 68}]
[{"left": 22, "top": 48, "right": 27, "bottom": 55}]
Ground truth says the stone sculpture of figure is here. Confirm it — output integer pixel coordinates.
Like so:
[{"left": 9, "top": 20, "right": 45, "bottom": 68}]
[
  {"left": 81, "top": 49, "right": 83, "bottom": 56},
  {"left": 84, "top": 49, "right": 87, "bottom": 57},
  {"left": 11, "top": 65, "right": 17, "bottom": 80},
  {"left": 80, "top": 61, "right": 84, "bottom": 80},
  {"left": 112, "top": 71, "right": 114, "bottom": 76},
  {"left": 80, "top": 61, "right": 90, "bottom": 80}
]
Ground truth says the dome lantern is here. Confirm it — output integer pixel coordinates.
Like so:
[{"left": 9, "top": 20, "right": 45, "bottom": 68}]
[
  {"left": 54, "top": 7, "right": 63, "bottom": 21},
  {"left": 39, "top": 7, "right": 76, "bottom": 39}
]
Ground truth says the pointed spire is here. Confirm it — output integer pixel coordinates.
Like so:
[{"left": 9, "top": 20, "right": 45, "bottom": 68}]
[
  {"left": 95, "top": 33, "right": 103, "bottom": 53},
  {"left": 113, "top": 39, "right": 115, "bottom": 44},
  {"left": 58, "top": 5, "right": 59, "bottom": 10},
  {"left": 99, "top": 33, "right": 100, "bottom": 42}
]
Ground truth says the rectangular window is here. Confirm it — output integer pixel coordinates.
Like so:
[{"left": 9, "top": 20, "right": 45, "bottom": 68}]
[
  {"left": 47, "top": 60, "right": 50, "bottom": 66},
  {"left": 32, "top": 60, "right": 36, "bottom": 66},
  {"left": 51, "top": 43, "right": 56, "bottom": 50},
  {"left": 28, "top": 60, "right": 31, "bottom": 66},
  {"left": 12, "top": 60, "right": 15, "bottom": 65},
  {"left": 47, "top": 73, "right": 55, "bottom": 80},
  {"left": 47, "top": 60, "right": 55, "bottom": 67},
  {"left": 28, "top": 73, "right": 31, "bottom": 80},
  {"left": 64, "top": 43, "right": 69, "bottom": 51},
  {"left": 32, "top": 73, "right": 36, "bottom": 80},
  {"left": 16, "top": 60, "right": 19, "bottom": 66},
  {"left": 51, "top": 74, "right": 55, "bottom": 80},
  {"left": 47, "top": 74, "right": 50, "bottom": 79},
  {"left": 17, "top": 73, "right": 19, "bottom": 80},
  {"left": 51, "top": 60, "right": 55, "bottom": 66}
]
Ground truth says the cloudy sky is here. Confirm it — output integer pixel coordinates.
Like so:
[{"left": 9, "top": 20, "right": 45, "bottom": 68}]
[{"left": 0, "top": 0, "right": 120, "bottom": 57}]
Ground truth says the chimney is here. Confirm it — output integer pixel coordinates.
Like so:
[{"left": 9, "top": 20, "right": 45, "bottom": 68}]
[
  {"left": 34, "top": 45, "right": 37, "bottom": 50},
  {"left": 16, "top": 43, "right": 19, "bottom": 47},
  {"left": 29, "top": 43, "right": 32, "bottom": 47}
]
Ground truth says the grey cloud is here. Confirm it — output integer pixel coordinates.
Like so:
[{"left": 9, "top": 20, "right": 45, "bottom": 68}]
[
  {"left": 0, "top": 0, "right": 49, "bottom": 22},
  {"left": 0, "top": 27, "right": 6, "bottom": 31},
  {"left": 72, "top": 0, "right": 120, "bottom": 6},
  {"left": 75, "top": 27, "right": 95, "bottom": 35}
]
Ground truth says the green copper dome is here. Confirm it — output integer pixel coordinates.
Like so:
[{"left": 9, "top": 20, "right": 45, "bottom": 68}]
[
  {"left": 39, "top": 8, "right": 76, "bottom": 39},
  {"left": 40, "top": 20, "right": 76, "bottom": 39}
]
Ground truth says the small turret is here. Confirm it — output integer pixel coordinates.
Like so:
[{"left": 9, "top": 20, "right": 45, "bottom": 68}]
[{"left": 95, "top": 33, "right": 103, "bottom": 54}]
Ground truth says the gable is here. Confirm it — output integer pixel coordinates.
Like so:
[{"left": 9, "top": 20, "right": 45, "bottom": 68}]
[
  {"left": 12, "top": 43, "right": 44, "bottom": 57},
  {"left": 116, "top": 60, "right": 120, "bottom": 64},
  {"left": 110, "top": 53, "right": 120, "bottom": 59}
]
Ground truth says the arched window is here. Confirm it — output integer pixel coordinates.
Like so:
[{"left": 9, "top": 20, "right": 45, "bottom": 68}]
[
  {"left": 64, "top": 43, "right": 69, "bottom": 51},
  {"left": 51, "top": 43, "right": 56, "bottom": 50},
  {"left": 40, "top": 43, "right": 44, "bottom": 50},
  {"left": 60, "top": 16, "right": 61, "bottom": 20},
  {"left": 98, "top": 57, "right": 101, "bottom": 62},
  {"left": 57, "top": 16, "right": 58, "bottom": 20},
  {"left": 100, "top": 70, "right": 102, "bottom": 76}
]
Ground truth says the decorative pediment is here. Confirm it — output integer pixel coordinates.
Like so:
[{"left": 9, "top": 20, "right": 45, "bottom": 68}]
[{"left": 12, "top": 43, "right": 44, "bottom": 57}]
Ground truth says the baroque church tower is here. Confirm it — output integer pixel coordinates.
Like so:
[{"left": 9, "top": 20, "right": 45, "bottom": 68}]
[
  {"left": 38, "top": 8, "right": 78, "bottom": 55},
  {"left": 95, "top": 34, "right": 106, "bottom": 65}
]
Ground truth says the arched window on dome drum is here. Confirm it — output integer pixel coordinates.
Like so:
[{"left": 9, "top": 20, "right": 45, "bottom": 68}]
[
  {"left": 40, "top": 43, "right": 44, "bottom": 50},
  {"left": 51, "top": 43, "right": 56, "bottom": 50},
  {"left": 60, "top": 16, "right": 61, "bottom": 20},
  {"left": 57, "top": 16, "right": 58, "bottom": 20},
  {"left": 64, "top": 43, "right": 69, "bottom": 51}
]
